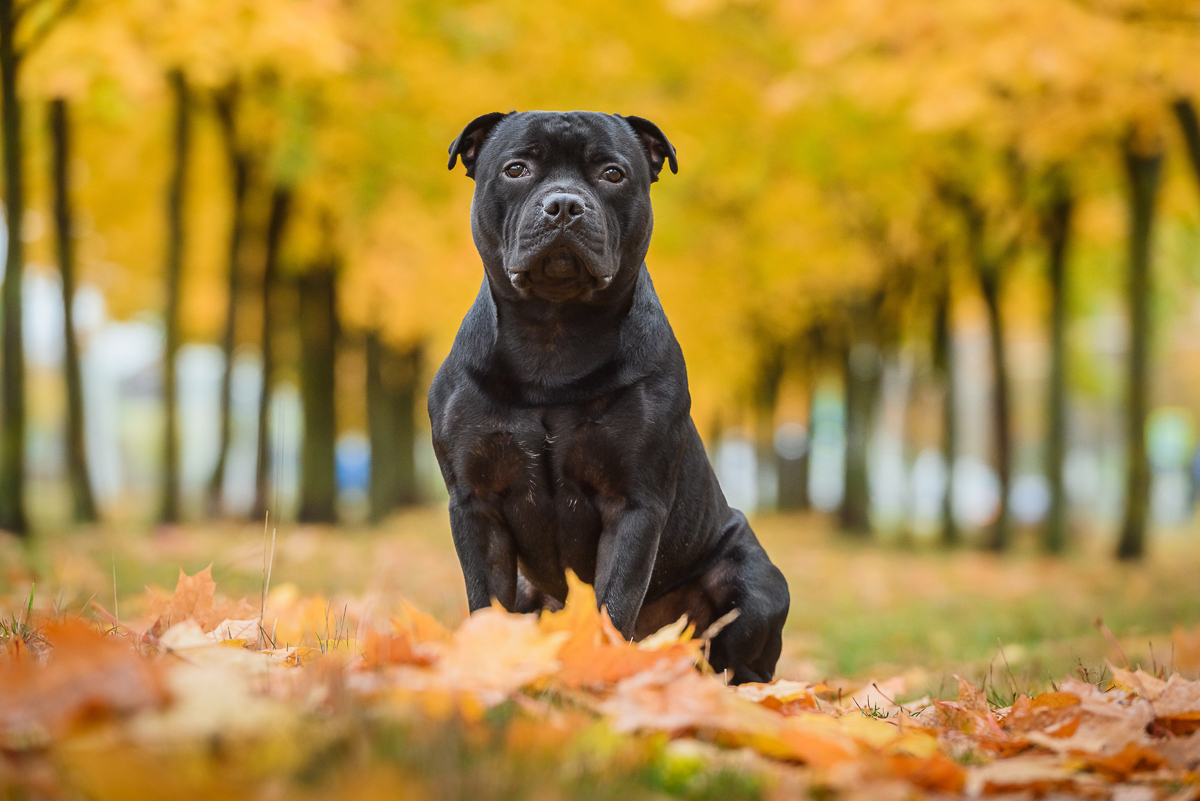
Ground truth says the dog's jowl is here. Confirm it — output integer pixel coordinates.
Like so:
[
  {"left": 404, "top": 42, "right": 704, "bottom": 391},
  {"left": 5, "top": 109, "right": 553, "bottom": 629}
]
[{"left": 428, "top": 111, "right": 789, "bottom": 683}]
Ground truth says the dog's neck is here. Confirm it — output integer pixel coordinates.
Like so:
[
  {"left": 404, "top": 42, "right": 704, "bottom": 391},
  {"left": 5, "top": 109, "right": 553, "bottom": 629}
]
[{"left": 475, "top": 264, "right": 657, "bottom": 398}]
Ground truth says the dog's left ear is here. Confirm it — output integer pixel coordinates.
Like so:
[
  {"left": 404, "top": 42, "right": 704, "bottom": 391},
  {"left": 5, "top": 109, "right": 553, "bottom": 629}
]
[
  {"left": 619, "top": 115, "right": 678, "bottom": 182},
  {"left": 448, "top": 112, "right": 511, "bottom": 178}
]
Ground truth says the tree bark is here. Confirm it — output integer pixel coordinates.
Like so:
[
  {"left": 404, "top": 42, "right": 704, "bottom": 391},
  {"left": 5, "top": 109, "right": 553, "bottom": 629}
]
[
  {"left": 366, "top": 333, "right": 421, "bottom": 522},
  {"left": 841, "top": 339, "right": 880, "bottom": 536},
  {"left": 251, "top": 185, "right": 291, "bottom": 521},
  {"left": 1173, "top": 99, "right": 1200, "bottom": 194},
  {"left": 775, "top": 381, "right": 811, "bottom": 512},
  {"left": 1117, "top": 143, "right": 1163, "bottom": 561},
  {"left": 0, "top": 0, "right": 27, "bottom": 535},
  {"left": 206, "top": 83, "right": 251, "bottom": 517},
  {"left": 48, "top": 98, "right": 97, "bottom": 523},
  {"left": 1042, "top": 173, "right": 1074, "bottom": 554},
  {"left": 158, "top": 70, "right": 190, "bottom": 525},
  {"left": 297, "top": 261, "right": 338, "bottom": 523},
  {"left": 753, "top": 341, "right": 785, "bottom": 512},
  {"left": 933, "top": 274, "right": 959, "bottom": 547},
  {"left": 979, "top": 268, "right": 1013, "bottom": 551}
]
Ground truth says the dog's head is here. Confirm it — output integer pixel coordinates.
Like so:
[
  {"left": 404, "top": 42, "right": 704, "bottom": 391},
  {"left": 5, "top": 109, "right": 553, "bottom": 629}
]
[{"left": 449, "top": 111, "right": 676, "bottom": 304}]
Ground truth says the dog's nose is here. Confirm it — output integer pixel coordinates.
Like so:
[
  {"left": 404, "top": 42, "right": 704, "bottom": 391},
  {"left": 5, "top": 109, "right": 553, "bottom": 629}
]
[{"left": 542, "top": 193, "right": 585, "bottom": 226}]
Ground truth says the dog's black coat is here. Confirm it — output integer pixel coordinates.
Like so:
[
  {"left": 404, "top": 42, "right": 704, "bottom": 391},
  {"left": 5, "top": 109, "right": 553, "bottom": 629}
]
[{"left": 429, "top": 110, "right": 789, "bottom": 683}]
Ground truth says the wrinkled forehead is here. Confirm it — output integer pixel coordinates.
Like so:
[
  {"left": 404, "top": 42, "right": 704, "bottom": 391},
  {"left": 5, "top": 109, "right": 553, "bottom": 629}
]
[{"left": 487, "top": 112, "right": 637, "bottom": 163}]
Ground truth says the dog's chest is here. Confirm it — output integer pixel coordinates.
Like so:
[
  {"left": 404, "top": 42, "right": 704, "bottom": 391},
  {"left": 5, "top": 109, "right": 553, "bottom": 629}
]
[{"left": 463, "top": 403, "right": 626, "bottom": 577}]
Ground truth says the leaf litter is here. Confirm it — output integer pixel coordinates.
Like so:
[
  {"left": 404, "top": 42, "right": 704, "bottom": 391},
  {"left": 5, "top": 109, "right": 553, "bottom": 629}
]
[{"left": 3, "top": 566, "right": 1200, "bottom": 799}]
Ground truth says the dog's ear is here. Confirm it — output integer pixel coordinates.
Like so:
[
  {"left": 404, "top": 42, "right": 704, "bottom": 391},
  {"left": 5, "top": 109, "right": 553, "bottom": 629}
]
[
  {"left": 448, "top": 112, "right": 510, "bottom": 178},
  {"left": 619, "top": 115, "right": 678, "bottom": 182}
]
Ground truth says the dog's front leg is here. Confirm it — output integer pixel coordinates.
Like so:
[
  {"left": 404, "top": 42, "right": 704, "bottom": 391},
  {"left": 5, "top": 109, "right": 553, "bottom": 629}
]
[
  {"left": 448, "top": 492, "right": 518, "bottom": 612},
  {"left": 593, "top": 501, "right": 668, "bottom": 639}
]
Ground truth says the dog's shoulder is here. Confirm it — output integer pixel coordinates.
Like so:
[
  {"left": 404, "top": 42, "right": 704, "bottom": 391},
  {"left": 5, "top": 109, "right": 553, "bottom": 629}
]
[{"left": 428, "top": 280, "right": 496, "bottom": 421}]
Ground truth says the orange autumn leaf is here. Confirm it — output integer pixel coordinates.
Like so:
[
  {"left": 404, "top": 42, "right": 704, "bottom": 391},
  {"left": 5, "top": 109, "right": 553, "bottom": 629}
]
[
  {"left": 734, "top": 680, "right": 823, "bottom": 714},
  {"left": 0, "top": 621, "right": 166, "bottom": 744},
  {"left": 361, "top": 629, "right": 433, "bottom": 668},
  {"left": 541, "top": 572, "right": 701, "bottom": 689},
  {"left": 884, "top": 752, "right": 966, "bottom": 793},
  {"left": 144, "top": 565, "right": 256, "bottom": 634},
  {"left": 397, "top": 600, "right": 451, "bottom": 644}
]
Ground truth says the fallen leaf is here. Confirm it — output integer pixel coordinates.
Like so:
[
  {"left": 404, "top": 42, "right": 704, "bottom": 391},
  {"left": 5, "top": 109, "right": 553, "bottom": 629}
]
[
  {"left": 965, "top": 754, "right": 1082, "bottom": 795},
  {"left": 434, "top": 607, "right": 567, "bottom": 705},
  {"left": 0, "top": 621, "right": 165, "bottom": 745},
  {"left": 954, "top": 675, "right": 989, "bottom": 713},
  {"left": 361, "top": 629, "right": 433, "bottom": 668},
  {"left": 143, "top": 565, "right": 256, "bottom": 634},
  {"left": 883, "top": 752, "right": 965, "bottom": 793},
  {"left": 542, "top": 573, "right": 701, "bottom": 689},
  {"left": 1079, "top": 742, "right": 1167, "bottom": 780}
]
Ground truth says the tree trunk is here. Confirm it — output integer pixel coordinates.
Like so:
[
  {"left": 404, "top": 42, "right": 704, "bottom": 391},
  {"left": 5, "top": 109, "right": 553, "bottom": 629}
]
[
  {"left": 207, "top": 83, "right": 251, "bottom": 517},
  {"left": 1173, "top": 99, "right": 1200, "bottom": 195},
  {"left": 159, "top": 70, "right": 190, "bottom": 525},
  {"left": 366, "top": 333, "right": 421, "bottom": 522},
  {"left": 48, "top": 98, "right": 97, "bottom": 523},
  {"left": 775, "top": 382, "right": 811, "bottom": 512},
  {"left": 251, "top": 185, "right": 291, "bottom": 521},
  {"left": 841, "top": 340, "right": 879, "bottom": 536},
  {"left": 753, "top": 342, "right": 785, "bottom": 512},
  {"left": 933, "top": 275, "right": 959, "bottom": 546},
  {"left": 1117, "top": 143, "right": 1163, "bottom": 561},
  {"left": 980, "top": 269, "right": 1013, "bottom": 551},
  {"left": 1042, "top": 174, "right": 1073, "bottom": 554},
  {"left": 297, "top": 261, "right": 338, "bottom": 523},
  {"left": 0, "top": 0, "right": 27, "bottom": 535}
]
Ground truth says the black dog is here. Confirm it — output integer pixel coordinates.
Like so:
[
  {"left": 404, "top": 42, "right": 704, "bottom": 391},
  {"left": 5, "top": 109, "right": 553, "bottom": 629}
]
[{"left": 429, "top": 111, "right": 789, "bottom": 683}]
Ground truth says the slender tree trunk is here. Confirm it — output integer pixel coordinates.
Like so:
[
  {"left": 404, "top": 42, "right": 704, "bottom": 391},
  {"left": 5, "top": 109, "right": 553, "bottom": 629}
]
[
  {"left": 251, "top": 185, "right": 291, "bottom": 521},
  {"left": 1042, "top": 174, "right": 1074, "bottom": 554},
  {"left": 775, "top": 381, "right": 811, "bottom": 511},
  {"left": 798, "top": 383, "right": 812, "bottom": 510},
  {"left": 0, "top": 0, "right": 26, "bottom": 535},
  {"left": 841, "top": 339, "right": 879, "bottom": 535},
  {"left": 753, "top": 342, "right": 785, "bottom": 512},
  {"left": 48, "top": 98, "right": 97, "bottom": 523},
  {"left": 366, "top": 334, "right": 421, "bottom": 522},
  {"left": 1173, "top": 99, "right": 1200, "bottom": 194},
  {"left": 979, "top": 268, "right": 1013, "bottom": 551},
  {"left": 297, "top": 260, "right": 338, "bottom": 523},
  {"left": 159, "top": 70, "right": 190, "bottom": 525},
  {"left": 933, "top": 275, "right": 959, "bottom": 546},
  {"left": 207, "top": 84, "right": 251, "bottom": 517},
  {"left": 1117, "top": 143, "right": 1163, "bottom": 561}
]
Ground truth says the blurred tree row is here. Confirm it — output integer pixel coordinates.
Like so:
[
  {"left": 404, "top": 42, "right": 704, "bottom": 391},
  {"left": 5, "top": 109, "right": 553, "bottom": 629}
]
[{"left": 0, "top": 0, "right": 1196, "bottom": 559}]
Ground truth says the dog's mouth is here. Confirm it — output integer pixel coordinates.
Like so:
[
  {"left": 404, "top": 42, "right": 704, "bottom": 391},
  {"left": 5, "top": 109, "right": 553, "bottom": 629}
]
[{"left": 508, "top": 247, "right": 613, "bottom": 301}]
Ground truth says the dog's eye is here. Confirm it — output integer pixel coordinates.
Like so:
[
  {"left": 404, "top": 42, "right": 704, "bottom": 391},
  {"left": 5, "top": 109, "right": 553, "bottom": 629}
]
[
  {"left": 503, "top": 163, "right": 530, "bottom": 179},
  {"left": 601, "top": 167, "right": 624, "bottom": 183}
]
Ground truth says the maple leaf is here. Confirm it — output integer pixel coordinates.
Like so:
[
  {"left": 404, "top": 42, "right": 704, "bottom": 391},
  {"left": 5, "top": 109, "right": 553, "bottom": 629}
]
[
  {"left": 1003, "top": 692, "right": 1082, "bottom": 737},
  {"left": 1024, "top": 680, "right": 1154, "bottom": 756},
  {"left": 963, "top": 755, "right": 1082, "bottom": 796},
  {"left": 361, "top": 628, "right": 433, "bottom": 668},
  {"left": 431, "top": 607, "right": 568, "bottom": 706},
  {"left": 953, "top": 674, "right": 989, "bottom": 713},
  {"left": 0, "top": 621, "right": 166, "bottom": 745},
  {"left": 397, "top": 600, "right": 451, "bottom": 643},
  {"left": 540, "top": 572, "right": 702, "bottom": 689},
  {"left": 143, "top": 565, "right": 256, "bottom": 635},
  {"left": 734, "top": 679, "right": 825, "bottom": 714},
  {"left": 884, "top": 752, "right": 965, "bottom": 793}
]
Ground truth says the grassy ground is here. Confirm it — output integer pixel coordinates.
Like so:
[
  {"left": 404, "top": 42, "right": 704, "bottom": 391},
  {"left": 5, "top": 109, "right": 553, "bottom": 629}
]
[{"left": 5, "top": 506, "right": 1200, "bottom": 698}]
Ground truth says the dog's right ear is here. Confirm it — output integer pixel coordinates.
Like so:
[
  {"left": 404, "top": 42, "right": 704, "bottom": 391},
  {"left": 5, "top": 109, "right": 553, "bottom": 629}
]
[{"left": 448, "top": 112, "right": 511, "bottom": 178}]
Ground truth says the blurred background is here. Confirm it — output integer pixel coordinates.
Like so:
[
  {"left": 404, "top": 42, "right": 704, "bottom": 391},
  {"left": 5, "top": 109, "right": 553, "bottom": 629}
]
[{"left": 2, "top": 0, "right": 1200, "bottom": 565}]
